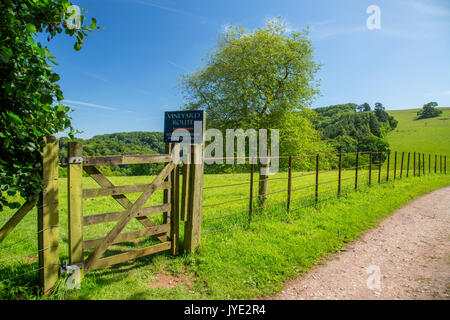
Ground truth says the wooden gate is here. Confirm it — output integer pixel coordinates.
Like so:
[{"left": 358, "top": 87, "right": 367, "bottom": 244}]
[{"left": 67, "top": 141, "right": 180, "bottom": 273}]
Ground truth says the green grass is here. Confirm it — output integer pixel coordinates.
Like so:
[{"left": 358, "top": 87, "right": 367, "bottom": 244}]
[
  {"left": 387, "top": 107, "right": 450, "bottom": 155},
  {"left": 0, "top": 164, "right": 449, "bottom": 299}
]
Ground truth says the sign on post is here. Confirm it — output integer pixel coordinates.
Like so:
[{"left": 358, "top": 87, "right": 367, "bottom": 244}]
[{"left": 164, "top": 110, "right": 205, "bottom": 143}]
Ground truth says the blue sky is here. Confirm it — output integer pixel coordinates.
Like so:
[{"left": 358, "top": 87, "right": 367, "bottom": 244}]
[{"left": 43, "top": 0, "right": 450, "bottom": 138}]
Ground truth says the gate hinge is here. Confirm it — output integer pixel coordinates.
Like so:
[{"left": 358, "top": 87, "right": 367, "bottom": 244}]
[
  {"left": 68, "top": 156, "right": 83, "bottom": 164},
  {"left": 59, "top": 260, "right": 84, "bottom": 274}
]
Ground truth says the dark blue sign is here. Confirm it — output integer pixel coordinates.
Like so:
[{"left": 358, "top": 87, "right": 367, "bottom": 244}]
[{"left": 164, "top": 110, "right": 204, "bottom": 143}]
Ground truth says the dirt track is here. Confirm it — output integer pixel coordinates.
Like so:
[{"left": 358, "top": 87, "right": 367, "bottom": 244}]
[{"left": 274, "top": 186, "right": 450, "bottom": 300}]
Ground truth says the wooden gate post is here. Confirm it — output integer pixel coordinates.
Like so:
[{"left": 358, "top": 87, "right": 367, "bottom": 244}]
[
  {"left": 38, "top": 136, "right": 59, "bottom": 295},
  {"left": 184, "top": 111, "right": 205, "bottom": 253},
  {"left": 170, "top": 148, "right": 180, "bottom": 256},
  {"left": 68, "top": 141, "right": 84, "bottom": 269}
]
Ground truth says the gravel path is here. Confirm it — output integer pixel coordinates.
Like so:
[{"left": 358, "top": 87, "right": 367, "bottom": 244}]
[{"left": 274, "top": 186, "right": 450, "bottom": 300}]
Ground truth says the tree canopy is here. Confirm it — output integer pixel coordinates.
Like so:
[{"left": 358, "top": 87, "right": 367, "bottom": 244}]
[
  {"left": 179, "top": 18, "right": 321, "bottom": 131},
  {"left": 0, "top": 0, "right": 99, "bottom": 210},
  {"left": 416, "top": 102, "right": 442, "bottom": 120}
]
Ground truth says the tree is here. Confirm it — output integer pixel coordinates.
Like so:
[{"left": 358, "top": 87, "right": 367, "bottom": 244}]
[
  {"left": 417, "top": 102, "right": 442, "bottom": 120},
  {"left": 357, "top": 102, "right": 371, "bottom": 112},
  {"left": 179, "top": 18, "right": 321, "bottom": 131},
  {"left": 0, "top": 0, "right": 99, "bottom": 210}
]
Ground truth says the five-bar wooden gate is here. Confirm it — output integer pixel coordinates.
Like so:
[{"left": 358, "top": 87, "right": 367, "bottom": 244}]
[{"left": 67, "top": 141, "right": 180, "bottom": 274}]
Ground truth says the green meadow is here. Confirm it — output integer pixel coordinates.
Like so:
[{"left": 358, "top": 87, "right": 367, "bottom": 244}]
[
  {"left": 387, "top": 107, "right": 450, "bottom": 155},
  {"left": 1, "top": 162, "right": 449, "bottom": 299},
  {"left": 1, "top": 108, "right": 449, "bottom": 299}
]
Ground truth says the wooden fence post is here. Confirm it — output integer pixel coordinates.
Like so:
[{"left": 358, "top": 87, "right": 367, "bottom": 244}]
[
  {"left": 355, "top": 152, "right": 359, "bottom": 191},
  {"left": 422, "top": 153, "right": 425, "bottom": 175},
  {"left": 435, "top": 154, "right": 437, "bottom": 173},
  {"left": 258, "top": 150, "right": 270, "bottom": 208},
  {"left": 440, "top": 155, "right": 442, "bottom": 174},
  {"left": 400, "top": 152, "right": 404, "bottom": 178},
  {"left": 184, "top": 111, "right": 205, "bottom": 253},
  {"left": 286, "top": 156, "right": 292, "bottom": 213},
  {"left": 444, "top": 156, "right": 447, "bottom": 174},
  {"left": 315, "top": 154, "right": 319, "bottom": 205},
  {"left": 418, "top": 153, "right": 421, "bottom": 177},
  {"left": 38, "top": 136, "right": 59, "bottom": 295},
  {"left": 407, "top": 152, "right": 410, "bottom": 177},
  {"left": 368, "top": 152, "right": 372, "bottom": 186},
  {"left": 68, "top": 141, "right": 84, "bottom": 269},
  {"left": 428, "top": 154, "right": 431, "bottom": 174},
  {"left": 413, "top": 152, "right": 416, "bottom": 176},
  {"left": 393, "top": 151, "right": 397, "bottom": 180},
  {"left": 338, "top": 153, "right": 342, "bottom": 196},
  {"left": 249, "top": 162, "right": 254, "bottom": 223},
  {"left": 386, "top": 151, "right": 390, "bottom": 182},
  {"left": 378, "top": 153, "right": 381, "bottom": 184}
]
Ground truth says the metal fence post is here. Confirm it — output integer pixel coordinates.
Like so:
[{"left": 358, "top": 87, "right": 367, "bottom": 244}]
[
  {"left": 413, "top": 152, "right": 416, "bottom": 177},
  {"left": 418, "top": 153, "right": 421, "bottom": 177},
  {"left": 368, "top": 152, "right": 372, "bottom": 186}
]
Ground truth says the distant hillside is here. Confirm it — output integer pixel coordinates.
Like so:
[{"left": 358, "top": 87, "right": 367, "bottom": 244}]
[
  {"left": 386, "top": 107, "right": 450, "bottom": 155},
  {"left": 59, "top": 131, "right": 165, "bottom": 157}
]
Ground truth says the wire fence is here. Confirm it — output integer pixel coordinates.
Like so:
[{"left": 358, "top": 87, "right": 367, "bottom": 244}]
[{"left": 201, "top": 151, "right": 448, "bottom": 235}]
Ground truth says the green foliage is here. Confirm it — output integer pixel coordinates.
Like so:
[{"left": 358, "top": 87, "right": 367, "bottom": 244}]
[
  {"left": 314, "top": 103, "right": 396, "bottom": 157},
  {"left": 179, "top": 17, "right": 321, "bottom": 131},
  {"left": 0, "top": 0, "right": 99, "bottom": 210},
  {"left": 416, "top": 102, "right": 443, "bottom": 120},
  {"left": 59, "top": 132, "right": 164, "bottom": 176}
]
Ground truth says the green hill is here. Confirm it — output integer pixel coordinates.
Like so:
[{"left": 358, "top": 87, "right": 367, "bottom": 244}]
[{"left": 386, "top": 107, "right": 450, "bottom": 155}]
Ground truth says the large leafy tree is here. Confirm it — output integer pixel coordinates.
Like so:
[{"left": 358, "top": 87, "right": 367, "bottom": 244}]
[
  {"left": 179, "top": 18, "right": 321, "bottom": 131},
  {"left": 0, "top": 0, "right": 99, "bottom": 210},
  {"left": 417, "top": 101, "right": 442, "bottom": 120}
]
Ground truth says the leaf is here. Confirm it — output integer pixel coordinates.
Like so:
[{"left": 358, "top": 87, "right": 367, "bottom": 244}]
[
  {"left": 49, "top": 73, "right": 60, "bottom": 82},
  {"left": 7, "top": 112, "right": 22, "bottom": 124},
  {"left": 74, "top": 41, "right": 82, "bottom": 51},
  {"left": 0, "top": 46, "right": 13, "bottom": 63},
  {"left": 26, "top": 24, "right": 36, "bottom": 34}
]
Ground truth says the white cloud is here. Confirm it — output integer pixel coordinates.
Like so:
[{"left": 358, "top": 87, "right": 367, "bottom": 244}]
[{"left": 63, "top": 99, "right": 137, "bottom": 114}]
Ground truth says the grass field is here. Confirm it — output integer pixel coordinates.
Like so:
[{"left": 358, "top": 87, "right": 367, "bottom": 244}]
[
  {"left": 387, "top": 107, "right": 450, "bottom": 155},
  {"left": 0, "top": 108, "right": 449, "bottom": 299},
  {"left": 0, "top": 160, "right": 449, "bottom": 299}
]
